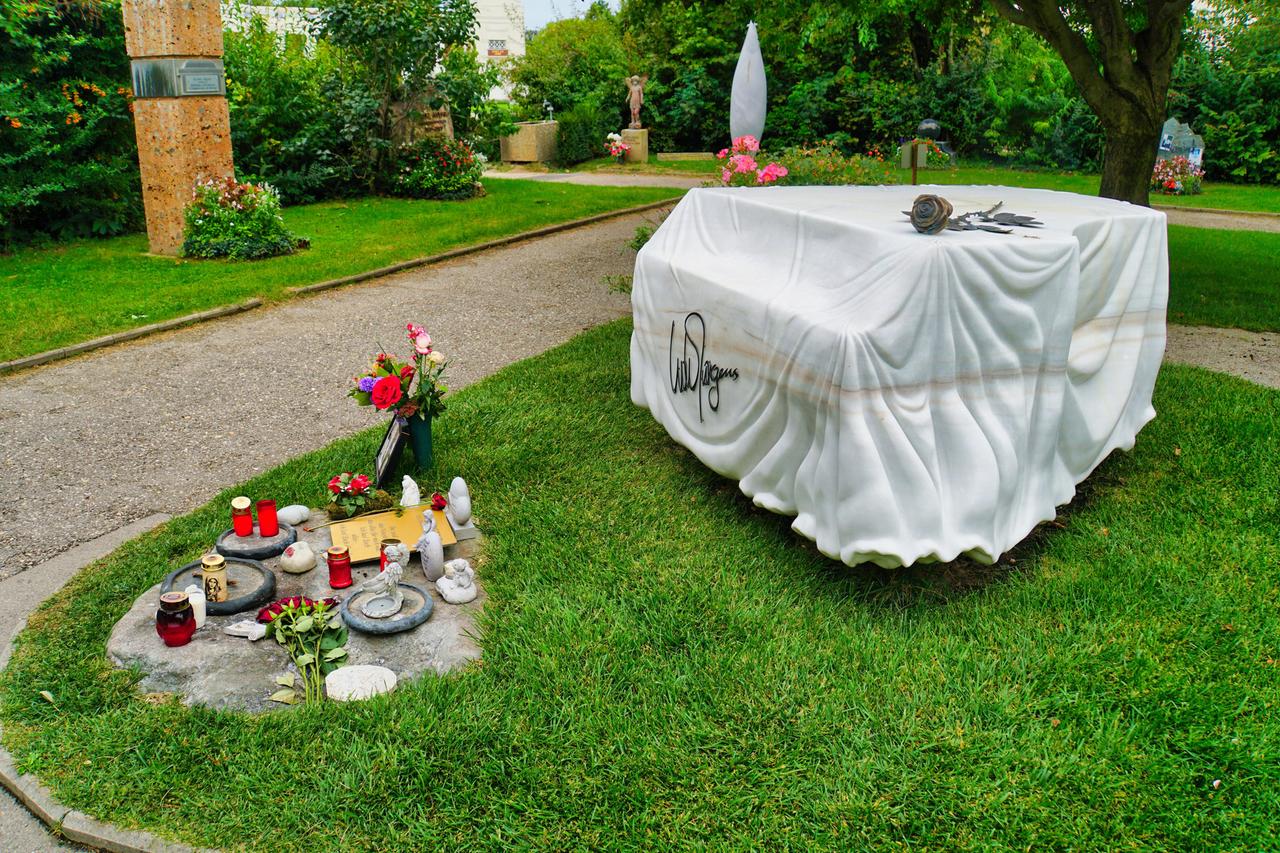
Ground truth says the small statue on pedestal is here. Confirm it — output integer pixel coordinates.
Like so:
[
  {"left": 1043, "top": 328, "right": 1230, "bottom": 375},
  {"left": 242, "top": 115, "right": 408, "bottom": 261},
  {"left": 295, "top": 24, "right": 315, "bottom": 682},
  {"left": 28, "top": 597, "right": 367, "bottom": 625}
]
[
  {"left": 417, "top": 509, "right": 445, "bottom": 581},
  {"left": 625, "top": 75, "right": 648, "bottom": 129},
  {"left": 400, "top": 475, "right": 421, "bottom": 508},
  {"left": 360, "top": 543, "right": 408, "bottom": 618},
  {"left": 436, "top": 558, "right": 477, "bottom": 604}
]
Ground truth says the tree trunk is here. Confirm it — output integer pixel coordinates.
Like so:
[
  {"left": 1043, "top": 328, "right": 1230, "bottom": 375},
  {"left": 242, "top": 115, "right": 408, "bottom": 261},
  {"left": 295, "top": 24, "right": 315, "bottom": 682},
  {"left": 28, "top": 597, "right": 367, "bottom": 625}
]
[{"left": 1098, "top": 115, "right": 1162, "bottom": 206}]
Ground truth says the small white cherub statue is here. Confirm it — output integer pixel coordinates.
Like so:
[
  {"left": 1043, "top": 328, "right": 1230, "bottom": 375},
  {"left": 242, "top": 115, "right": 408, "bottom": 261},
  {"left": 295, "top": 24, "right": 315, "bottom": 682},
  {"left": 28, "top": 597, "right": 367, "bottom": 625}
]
[
  {"left": 445, "top": 476, "right": 476, "bottom": 539},
  {"left": 400, "top": 475, "right": 421, "bottom": 508},
  {"left": 416, "top": 509, "right": 445, "bottom": 581},
  {"left": 436, "top": 558, "right": 477, "bottom": 604},
  {"left": 360, "top": 542, "right": 408, "bottom": 618}
]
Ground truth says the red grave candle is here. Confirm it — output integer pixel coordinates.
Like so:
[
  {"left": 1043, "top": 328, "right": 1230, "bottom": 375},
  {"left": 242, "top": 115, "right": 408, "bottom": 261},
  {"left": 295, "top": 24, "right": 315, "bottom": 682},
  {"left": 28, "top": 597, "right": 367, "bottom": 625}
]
[
  {"left": 231, "top": 495, "right": 253, "bottom": 537},
  {"left": 379, "top": 538, "right": 401, "bottom": 572},
  {"left": 327, "top": 546, "right": 353, "bottom": 589},
  {"left": 256, "top": 500, "right": 279, "bottom": 537},
  {"left": 156, "top": 592, "right": 197, "bottom": 647}
]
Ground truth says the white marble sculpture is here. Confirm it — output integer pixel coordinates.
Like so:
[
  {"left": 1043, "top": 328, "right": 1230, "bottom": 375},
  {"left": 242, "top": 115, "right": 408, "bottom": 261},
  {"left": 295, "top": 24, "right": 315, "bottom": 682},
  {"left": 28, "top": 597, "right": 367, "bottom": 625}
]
[
  {"left": 279, "top": 541, "right": 316, "bottom": 574},
  {"left": 416, "top": 509, "right": 445, "bottom": 581},
  {"left": 400, "top": 475, "right": 421, "bottom": 508},
  {"left": 436, "top": 558, "right": 477, "bottom": 604},
  {"left": 360, "top": 544, "right": 407, "bottom": 618},
  {"left": 277, "top": 504, "right": 311, "bottom": 526},
  {"left": 730, "top": 21, "right": 767, "bottom": 142},
  {"left": 445, "top": 476, "right": 477, "bottom": 539}
]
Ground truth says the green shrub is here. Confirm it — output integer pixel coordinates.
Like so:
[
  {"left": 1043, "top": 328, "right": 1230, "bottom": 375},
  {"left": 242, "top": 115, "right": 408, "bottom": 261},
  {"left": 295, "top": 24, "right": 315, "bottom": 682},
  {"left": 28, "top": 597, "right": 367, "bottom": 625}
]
[
  {"left": 181, "top": 177, "right": 304, "bottom": 260},
  {"left": 773, "top": 141, "right": 897, "bottom": 186},
  {"left": 556, "top": 101, "right": 615, "bottom": 166},
  {"left": 0, "top": 0, "right": 141, "bottom": 249},
  {"left": 392, "top": 135, "right": 484, "bottom": 200}
]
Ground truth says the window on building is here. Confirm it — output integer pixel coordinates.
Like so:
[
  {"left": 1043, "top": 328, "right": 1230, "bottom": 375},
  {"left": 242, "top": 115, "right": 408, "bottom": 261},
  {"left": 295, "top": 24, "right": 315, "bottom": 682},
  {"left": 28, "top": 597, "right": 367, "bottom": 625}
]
[{"left": 487, "top": 39, "right": 508, "bottom": 57}]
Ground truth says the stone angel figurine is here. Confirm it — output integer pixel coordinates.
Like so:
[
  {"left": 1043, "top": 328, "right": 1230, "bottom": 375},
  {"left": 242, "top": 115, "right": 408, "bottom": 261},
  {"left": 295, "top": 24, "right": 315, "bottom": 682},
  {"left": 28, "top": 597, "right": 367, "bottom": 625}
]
[
  {"left": 359, "top": 543, "right": 407, "bottom": 618},
  {"left": 624, "top": 74, "right": 648, "bottom": 129},
  {"left": 416, "top": 509, "right": 445, "bottom": 582},
  {"left": 436, "top": 558, "right": 477, "bottom": 604}
]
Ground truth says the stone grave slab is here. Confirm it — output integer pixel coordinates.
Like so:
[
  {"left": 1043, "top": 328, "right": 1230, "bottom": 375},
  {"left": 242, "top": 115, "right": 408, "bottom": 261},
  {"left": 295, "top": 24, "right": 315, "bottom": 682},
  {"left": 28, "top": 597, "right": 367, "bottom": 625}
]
[{"left": 107, "top": 511, "right": 485, "bottom": 713}]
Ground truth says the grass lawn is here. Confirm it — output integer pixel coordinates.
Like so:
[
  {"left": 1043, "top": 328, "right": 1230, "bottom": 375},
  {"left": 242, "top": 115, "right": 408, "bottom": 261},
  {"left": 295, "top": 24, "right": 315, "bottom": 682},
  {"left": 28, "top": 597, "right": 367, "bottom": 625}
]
[
  {"left": 0, "top": 180, "right": 680, "bottom": 363},
  {"left": 1168, "top": 225, "right": 1280, "bottom": 330},
  {"left": 2, "top": 321, "right": 1277, "bottom": 850},
  {"left": 578, "top": 154, "right": 1280, "bottom": 214}
]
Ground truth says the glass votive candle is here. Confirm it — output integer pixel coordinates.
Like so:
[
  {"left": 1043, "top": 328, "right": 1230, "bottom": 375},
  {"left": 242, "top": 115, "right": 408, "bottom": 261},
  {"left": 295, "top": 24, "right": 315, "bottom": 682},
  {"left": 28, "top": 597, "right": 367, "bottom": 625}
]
[
  {"left": 327, "top": 546, "right": 353, "bottom": 589},
  {"left": 379, "top": 539, "right": 401, "bottom": 572},
  {"left": 256, "top": 500, "right": 279, "bottom": 537},
  {"left": 156, "top": 592, "right": 197, "bottom": 647},
  {"left": 201, "top": 554, "right": 229, "bottom": 603},
  {"left": 184, "top": 584, "right": 207, "bottom": 628},
  {"left": 231, "top": 495, "right": 254, "bottom": 537}
]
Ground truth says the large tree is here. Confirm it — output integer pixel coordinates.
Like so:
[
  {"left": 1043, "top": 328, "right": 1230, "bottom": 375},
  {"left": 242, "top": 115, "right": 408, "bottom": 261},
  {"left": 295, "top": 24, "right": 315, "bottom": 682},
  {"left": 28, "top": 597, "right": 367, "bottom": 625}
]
[{"left": 987, "top": 0, "right": 1193, "bottom": 205}]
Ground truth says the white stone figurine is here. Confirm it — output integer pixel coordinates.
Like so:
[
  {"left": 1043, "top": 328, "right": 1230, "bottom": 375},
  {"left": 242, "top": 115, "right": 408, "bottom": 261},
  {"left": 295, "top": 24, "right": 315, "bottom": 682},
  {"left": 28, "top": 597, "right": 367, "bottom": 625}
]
[
  {"left": 416, "top": 509, "right": 445, "bottom": 582},
  {"left": 400, "top": 475, "right": 421, "bottom": 508},
  {"left": 436, "top": 558, "right": 477, "bottom": 604},
  {"left": 444, "top": 476, "right": 477, "bottom": 539},
  {"left": 360, "top": 543, "right": 407, "bottom": 618},
  {"left": 277, "top": 504, "right": 311, "bottom": 526},
  {"left": 279, "top": 541, "right": 316, "bottom": 574}
]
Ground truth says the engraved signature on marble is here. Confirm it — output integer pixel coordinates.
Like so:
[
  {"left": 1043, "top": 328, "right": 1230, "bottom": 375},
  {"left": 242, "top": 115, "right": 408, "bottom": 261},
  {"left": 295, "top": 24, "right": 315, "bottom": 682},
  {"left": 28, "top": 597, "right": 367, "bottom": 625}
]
[{"left": 668, "top": 312, "right": 739, "bottom": 422}]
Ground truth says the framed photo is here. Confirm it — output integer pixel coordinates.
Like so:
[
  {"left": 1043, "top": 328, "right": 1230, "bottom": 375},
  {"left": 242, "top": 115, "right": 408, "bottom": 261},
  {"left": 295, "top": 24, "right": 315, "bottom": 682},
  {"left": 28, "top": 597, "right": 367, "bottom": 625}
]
[{"left": 374, "top": 419, "right": 407, "bottom": 488}]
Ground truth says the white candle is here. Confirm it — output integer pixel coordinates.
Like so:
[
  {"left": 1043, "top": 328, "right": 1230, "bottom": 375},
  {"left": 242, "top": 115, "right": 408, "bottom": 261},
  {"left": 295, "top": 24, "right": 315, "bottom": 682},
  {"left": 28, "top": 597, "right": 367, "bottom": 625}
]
[{"left": 184, "top": 584, "right": 207, "bottom": 628}]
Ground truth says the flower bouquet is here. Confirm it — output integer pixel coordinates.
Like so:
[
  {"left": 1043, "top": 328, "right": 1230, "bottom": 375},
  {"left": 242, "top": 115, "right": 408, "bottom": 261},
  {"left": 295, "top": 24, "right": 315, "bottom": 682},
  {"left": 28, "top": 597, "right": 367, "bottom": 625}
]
[
  {"left": 349, "top": 323, "right": 448, "bottom": 467},
  {"left": 606, "top": 132, "right": 630, "bottom": 163},
  {"left": 258, "top": 596, "right": 348, "bottom": 704},
  {"left": 325, "top": 471, "right": 392, "bottom": 520}
]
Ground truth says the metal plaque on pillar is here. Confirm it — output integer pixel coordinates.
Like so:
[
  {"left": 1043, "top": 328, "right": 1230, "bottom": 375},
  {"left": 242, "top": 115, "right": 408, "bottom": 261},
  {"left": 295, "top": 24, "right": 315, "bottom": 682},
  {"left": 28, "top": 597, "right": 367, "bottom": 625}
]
[{"left": 131, "top": 58, "right": 226, "bottom": 98}]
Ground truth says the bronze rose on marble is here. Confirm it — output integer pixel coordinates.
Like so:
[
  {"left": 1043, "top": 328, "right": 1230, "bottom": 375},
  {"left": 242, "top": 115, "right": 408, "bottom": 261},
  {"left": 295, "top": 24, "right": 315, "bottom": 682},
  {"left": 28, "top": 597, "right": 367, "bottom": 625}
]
[{"left": 905, "top": 194, "right": 953, "bottom": 234}]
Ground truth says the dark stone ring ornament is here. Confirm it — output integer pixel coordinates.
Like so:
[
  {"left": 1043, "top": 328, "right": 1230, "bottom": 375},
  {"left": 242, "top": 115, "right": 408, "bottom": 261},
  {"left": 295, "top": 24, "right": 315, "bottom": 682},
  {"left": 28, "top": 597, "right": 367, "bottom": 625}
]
[{"left": 904, "top": 194, "right": 953, "bottom": 234}]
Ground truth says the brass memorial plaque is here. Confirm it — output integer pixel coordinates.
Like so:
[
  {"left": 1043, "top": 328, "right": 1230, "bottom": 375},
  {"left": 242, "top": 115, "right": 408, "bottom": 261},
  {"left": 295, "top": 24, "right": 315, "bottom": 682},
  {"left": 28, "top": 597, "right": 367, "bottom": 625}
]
[{"left": 329, "top": 505, "right": 456, "bottom": 563}]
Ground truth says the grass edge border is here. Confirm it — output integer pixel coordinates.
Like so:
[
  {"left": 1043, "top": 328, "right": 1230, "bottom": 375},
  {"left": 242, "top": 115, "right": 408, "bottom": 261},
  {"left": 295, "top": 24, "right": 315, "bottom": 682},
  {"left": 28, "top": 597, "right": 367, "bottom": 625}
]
[{"left": 0, "top": 196, "right": 680, "bottom": 378}]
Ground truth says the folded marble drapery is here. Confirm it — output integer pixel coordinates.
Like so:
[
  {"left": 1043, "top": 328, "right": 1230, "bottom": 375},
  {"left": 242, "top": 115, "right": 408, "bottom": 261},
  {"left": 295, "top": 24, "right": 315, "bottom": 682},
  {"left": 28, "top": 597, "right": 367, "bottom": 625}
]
[{"left": 630, "top": 185, "right": 1167, "bottom": 567}]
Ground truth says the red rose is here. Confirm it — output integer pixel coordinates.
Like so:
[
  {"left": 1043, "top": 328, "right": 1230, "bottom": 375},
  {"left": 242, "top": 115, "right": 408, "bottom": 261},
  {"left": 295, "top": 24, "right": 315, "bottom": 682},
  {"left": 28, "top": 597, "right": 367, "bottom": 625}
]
[
  {"left": 370, "top": 375, "right": 403, "bottom": 410},
  {"left": 400, "top": 364, "right": 415, "bottom": 381},
  {"left": 430, "top": 492, "right": 447, "bottom": 511}
]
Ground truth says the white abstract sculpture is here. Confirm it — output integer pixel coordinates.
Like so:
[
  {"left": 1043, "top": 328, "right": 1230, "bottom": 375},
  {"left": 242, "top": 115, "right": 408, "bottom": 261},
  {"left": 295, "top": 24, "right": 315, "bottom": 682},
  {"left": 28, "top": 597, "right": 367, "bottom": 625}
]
[
  {"left": 436, "top": 558, "right": 477, "bottom": 604},
  {"left": 444, "top": 476, "right": 477, "bottom": 539},
  {"left": 400, "top": 475, "right": 421, "bottom": 508},
  {"left": 360, "top": 543, "right": 407, "bottom": 618},
  {"left": 730, "top": 21, "right": 767, "bottom": 143},
  {"left": 279, "top": 542, "right": 316, "bottom": 574},
  {"left": 416, "top": 509, "right": 445, "bottom": 582}
]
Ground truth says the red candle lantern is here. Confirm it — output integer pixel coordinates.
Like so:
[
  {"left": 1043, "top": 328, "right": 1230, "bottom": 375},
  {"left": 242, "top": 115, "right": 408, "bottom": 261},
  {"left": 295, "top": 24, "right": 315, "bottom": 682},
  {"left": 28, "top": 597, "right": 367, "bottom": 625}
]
[
  {"left": 327, "top": 546, "right": 353, "bottom": 589},
  {"left": 379, "top": 538, "right": 401, "bottom": 572},
  {"left": 231, "top": 495, "right": 254, "bottom": 537},
  {"left": 256, "top": 500, "right": 279, "bottom": 537},
  {"left": 155, "top": 592, "right": 197, "bottom": 647}
]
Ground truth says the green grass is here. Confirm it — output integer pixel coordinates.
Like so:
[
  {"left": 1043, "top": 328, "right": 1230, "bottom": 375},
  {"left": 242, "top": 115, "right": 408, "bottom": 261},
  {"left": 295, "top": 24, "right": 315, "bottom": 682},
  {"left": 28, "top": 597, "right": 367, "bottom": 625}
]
[
  {"left": 898, "top": 164, "right": 1280, "bottom": 213},
  {"left": 573, "top": 154, "right": 1280, "bottom": 213},
  {"left": 2, "top": 321, "right": 1278, "bottom": 850},
  {"left": 1168, "top": 225, "right": 1280, "bottom": 330},
  {"left": 0, "top": 180, "right": 680, "bottom": 363}
]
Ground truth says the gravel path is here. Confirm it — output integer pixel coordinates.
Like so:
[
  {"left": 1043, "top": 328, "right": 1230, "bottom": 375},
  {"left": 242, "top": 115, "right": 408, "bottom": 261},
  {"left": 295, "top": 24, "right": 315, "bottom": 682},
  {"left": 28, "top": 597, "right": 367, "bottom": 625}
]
[
  {"left": 0, "top": 212, "right": 650, "bottom": 580},
  {"left": 1165, "top": 325, "right": 1280, "bottom": 389}
]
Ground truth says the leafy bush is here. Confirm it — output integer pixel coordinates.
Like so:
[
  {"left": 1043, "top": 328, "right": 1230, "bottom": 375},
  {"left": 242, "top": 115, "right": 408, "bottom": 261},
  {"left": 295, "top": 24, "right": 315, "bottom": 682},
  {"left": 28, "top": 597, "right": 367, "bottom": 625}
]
[
  {"left": 182, "top": 177, "right": 305, "bottom": 260},
  {"left": 0, "top": 0, "right": 141, "bottom": 248},
  {"left": 393, "top": 135, "right": 484, "bottom": 199},
  {"left": 773, "top": 142, "right": 897, "bottom": 186},
  {"left": 507, "top": 11, "right": 627, "bottom": 120},
  {"left": 1151, "top": 155, "right": 1205, "bottom": 196},
  {"left": 556, "top": 101, "right": 616, "bottom": 166}
]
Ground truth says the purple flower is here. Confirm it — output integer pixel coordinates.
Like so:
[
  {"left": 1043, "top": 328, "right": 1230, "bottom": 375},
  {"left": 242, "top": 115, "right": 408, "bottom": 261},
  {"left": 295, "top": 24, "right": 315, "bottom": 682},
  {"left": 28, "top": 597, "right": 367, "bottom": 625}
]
[{"left": 358, "top": 376, "right": 376, "bottom": 392}]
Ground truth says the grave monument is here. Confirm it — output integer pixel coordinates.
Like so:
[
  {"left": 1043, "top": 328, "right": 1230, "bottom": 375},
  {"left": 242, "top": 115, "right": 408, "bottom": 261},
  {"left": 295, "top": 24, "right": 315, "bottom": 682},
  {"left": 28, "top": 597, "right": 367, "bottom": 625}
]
[
  {"left": 622, "top": 75, "right": 649, "bottom": 164},
  {"left": 122, "top": 0, "right": 235, "bottom": 255}
]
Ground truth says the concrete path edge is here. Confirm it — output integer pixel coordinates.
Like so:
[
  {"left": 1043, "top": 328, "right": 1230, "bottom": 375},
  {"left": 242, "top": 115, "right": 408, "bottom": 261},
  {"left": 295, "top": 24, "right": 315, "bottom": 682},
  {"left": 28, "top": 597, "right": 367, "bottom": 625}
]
[
  {"left": 0, "top": 197, "right": 680, "bottom": 379},
  {"left": 0, "top": 513, "right": 218, "bottom": 852}
]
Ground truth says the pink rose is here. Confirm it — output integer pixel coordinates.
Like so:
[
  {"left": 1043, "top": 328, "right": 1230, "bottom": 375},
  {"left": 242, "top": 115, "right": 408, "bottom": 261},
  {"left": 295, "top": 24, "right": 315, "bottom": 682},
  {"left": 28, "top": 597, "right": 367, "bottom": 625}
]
[{"left": 413, "top": 333, "right": 432, "bottom": 355}]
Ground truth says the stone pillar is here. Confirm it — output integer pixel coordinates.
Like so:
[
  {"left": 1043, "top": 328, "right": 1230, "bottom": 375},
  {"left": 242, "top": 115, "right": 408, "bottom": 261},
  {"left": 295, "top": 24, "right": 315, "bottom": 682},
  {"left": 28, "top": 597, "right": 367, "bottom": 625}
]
[
  {"left": 123, "top": 0, "right": 235, "bottom": 255},
  {"left": 621, "top": 128, "right": 649, "bottom": 165}
]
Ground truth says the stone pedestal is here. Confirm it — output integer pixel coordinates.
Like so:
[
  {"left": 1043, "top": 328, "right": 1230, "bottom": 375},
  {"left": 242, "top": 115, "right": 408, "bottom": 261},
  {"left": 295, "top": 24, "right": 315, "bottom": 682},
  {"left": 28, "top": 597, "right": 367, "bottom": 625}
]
[
  {"left": 500, "top": 121, "right": 558, "bottom": 163},
  {"left": 622, "top": 128, "right": 649, "bottom": 164},
  {"left": 123, "top": 0, "right": 235, "bottom": 255}
]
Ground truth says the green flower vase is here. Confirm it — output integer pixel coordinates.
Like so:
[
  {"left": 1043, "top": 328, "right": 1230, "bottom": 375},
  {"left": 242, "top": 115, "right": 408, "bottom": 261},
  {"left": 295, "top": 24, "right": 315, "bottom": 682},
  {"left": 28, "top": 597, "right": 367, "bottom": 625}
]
[{"left": 406, "top": 415, "right": 433, "bottom": 469}]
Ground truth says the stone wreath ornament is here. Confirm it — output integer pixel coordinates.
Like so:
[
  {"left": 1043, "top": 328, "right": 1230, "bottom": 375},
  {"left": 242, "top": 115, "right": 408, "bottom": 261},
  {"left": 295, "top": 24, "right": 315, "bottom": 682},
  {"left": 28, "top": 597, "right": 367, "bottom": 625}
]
[{"left": 905, "top": 194, "right": 1044, "bottom": 235}]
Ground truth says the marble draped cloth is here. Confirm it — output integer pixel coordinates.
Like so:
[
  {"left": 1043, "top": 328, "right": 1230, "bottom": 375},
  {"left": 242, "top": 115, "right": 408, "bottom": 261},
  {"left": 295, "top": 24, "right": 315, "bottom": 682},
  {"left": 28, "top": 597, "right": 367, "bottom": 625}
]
[{"left": 630, "top": 185, "right": 1168, "bottom": 567}]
